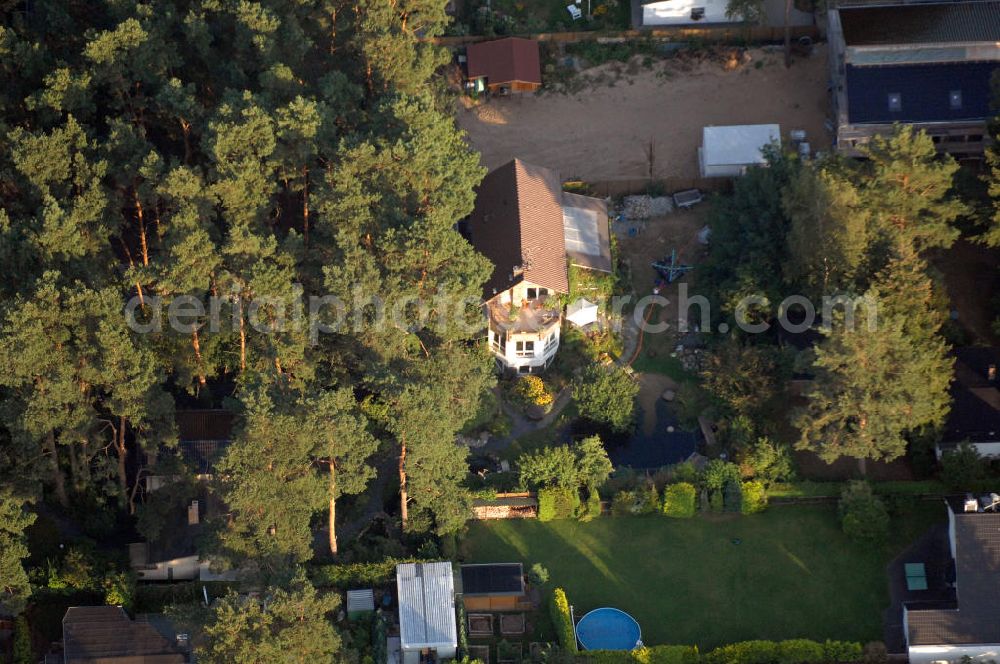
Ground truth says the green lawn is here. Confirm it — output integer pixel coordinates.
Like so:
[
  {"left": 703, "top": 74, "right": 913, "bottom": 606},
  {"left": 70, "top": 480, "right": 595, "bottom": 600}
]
[{"left": 461, "top": 504, "right": 944, "bottom": 650}]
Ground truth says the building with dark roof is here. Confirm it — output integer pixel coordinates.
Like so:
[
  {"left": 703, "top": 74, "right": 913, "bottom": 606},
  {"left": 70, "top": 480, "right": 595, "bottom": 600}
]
[
  {"left": 936, "top": 347, "right": 1000, "bottom": 459},
  {"left": 61, "top": 606, "right": 189, "bottom": 663},
  {"left": 904, "top": 497, "right": 1000, "bottom": 664},
  {"left": 828, "top": 0, "right": 999, "bottom": 157},
  {"left": 459, "top": 563, "right": 529, "bottom": 611},
  {"left": 466, "top": 38, "right": 541, "bottom": 94},
  {"left": 466, "top": 159, "right": 610, "bottom": 374}
]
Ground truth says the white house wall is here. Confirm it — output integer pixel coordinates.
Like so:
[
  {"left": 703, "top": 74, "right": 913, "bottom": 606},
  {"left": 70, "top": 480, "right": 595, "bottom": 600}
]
[
  {"left": 643, "top": 0, "right": 731, "bottom": 25},
  {"left": 936, "top": 442, "right": 1000, "bottom": 460},
  {"left": 490, "top": 326, "right": 560, "bottom": 371},
  {"left": 909, "top": 644, "right": 1000, "bottom": 664}
]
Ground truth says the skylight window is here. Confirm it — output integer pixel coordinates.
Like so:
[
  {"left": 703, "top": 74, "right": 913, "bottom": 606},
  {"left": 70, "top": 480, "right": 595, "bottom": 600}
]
[
  {"left": 949, "top": 90, "right": 963, "bottom": 110},
  {"left": 887, "top": 93, "right": 902, "bottom": 113}
]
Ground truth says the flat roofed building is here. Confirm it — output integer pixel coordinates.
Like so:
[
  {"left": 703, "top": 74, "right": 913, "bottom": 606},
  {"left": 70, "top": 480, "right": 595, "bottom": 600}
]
[
  {"left": 397, "top": 562, "right": 458, "bottom": 664},
  {"left": 828, "top": 0, "right": 999, "bottom": 156}
]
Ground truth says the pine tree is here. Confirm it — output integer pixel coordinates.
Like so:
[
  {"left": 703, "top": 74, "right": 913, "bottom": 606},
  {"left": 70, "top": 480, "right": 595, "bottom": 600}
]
[{"left": 0, "top": 488, "right": 36, "bottom": 615}]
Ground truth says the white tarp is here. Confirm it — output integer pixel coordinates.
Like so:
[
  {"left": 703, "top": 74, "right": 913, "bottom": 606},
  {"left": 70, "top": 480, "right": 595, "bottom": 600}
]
[
  {"left": 700, "top": 124, "right": 780, "bottom": 177},
  {"left": 566, "top": 298, "right": 599, "bottom": 327}
]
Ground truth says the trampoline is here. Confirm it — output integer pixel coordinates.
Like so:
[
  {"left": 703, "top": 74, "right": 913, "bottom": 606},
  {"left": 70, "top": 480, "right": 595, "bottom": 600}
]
[{"left": 575, "top": 607, "right": 642, "bottom": 651}]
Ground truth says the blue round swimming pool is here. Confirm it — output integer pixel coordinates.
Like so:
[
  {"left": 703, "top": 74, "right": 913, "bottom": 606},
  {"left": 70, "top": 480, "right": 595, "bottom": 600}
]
[{"left": 575, "top": 607, "right": 642, "bottom": 651}]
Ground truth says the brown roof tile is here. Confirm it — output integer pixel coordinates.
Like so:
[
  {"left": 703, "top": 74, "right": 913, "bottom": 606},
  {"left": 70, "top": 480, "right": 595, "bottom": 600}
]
[
  {"left": 63, "top": 607, "right": 187, "bottom": 663},
  {"left": 466, "top": 38, "right": 542, "bottom": 86},
  {"left": 467, "top": 159, "right": 569, "bottom": 298}
]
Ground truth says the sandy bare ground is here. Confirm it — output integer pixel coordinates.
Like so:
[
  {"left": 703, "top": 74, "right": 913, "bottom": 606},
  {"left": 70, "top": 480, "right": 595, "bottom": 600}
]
[{"left": 457, "top": 46, "right": 831, "bottom": 181}]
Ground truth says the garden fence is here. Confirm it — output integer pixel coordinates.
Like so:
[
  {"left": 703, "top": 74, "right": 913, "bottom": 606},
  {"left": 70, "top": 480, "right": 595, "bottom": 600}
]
[{"left": 429, "top": 26, "right": 820, "bottom": 47}]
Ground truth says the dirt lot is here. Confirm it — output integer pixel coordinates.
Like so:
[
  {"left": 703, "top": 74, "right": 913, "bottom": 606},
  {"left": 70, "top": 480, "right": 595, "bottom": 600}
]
[{"left": 457, "top": 45, "right": 831, "bottom": 181}]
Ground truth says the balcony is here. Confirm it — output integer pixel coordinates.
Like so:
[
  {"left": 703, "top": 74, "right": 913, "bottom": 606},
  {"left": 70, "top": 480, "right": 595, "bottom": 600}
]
[{"left": 487, "top": 296, "right": 561, "bottom": 336}]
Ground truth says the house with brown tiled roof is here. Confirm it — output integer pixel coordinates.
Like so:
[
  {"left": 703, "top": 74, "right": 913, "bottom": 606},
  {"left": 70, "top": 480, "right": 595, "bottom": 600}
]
[
  {"left": 466, "top": 159, "right": 610, "bottom": 373},
  {"left": 465, "top": 38, "right": 542, "bottom": 94},
  {"left": 58, "top": 606, "right": 189, "bottom": 663}
]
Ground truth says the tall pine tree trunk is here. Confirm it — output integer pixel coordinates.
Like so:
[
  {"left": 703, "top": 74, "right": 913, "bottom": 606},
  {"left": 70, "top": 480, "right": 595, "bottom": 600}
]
[
  {"left": 192, "top": 329, "right": 207, "bottom": 385},
  {"left": 302, "top": 168, "right": 310, "bottom": 251},
  {"left": 399, "top": 436, "right": 408, "bottom": 527},
  {"left": 114, "top": 416, "right": 128, "bottom": 506},
  {"left": 329, "top": 460, "right": 337, "bottom": 555},
  {"left": 135, "top": 192, "right": 149, "bottom": 266},
  {"left": 46, "top": 431, "right": 68, "bottom": 507}
]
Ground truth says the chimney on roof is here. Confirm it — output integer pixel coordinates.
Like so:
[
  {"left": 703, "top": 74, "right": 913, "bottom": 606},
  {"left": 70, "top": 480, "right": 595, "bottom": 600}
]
[
  {"left": 989, "top": 364, "right": 997, "bottom": 382},
  {"left": 965, "top": 493, "right": 979, "bottom": 513}
]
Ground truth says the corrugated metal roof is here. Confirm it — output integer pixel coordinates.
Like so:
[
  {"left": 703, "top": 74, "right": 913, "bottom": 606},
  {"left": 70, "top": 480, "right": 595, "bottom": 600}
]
[
  {"left": 397, "top": 562, "right": 457, "bottom": 650},
  {"left": 347, "top": 589, "right": 375, "bottom": 613},
  {"left": 840, "top": 2, "right": 1000, "bottom": 45}
]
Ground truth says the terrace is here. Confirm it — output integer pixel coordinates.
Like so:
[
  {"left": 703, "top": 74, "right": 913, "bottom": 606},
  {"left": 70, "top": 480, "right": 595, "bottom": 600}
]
[{"left": 487, "top": 297, "right": 561, "bottom": 336}]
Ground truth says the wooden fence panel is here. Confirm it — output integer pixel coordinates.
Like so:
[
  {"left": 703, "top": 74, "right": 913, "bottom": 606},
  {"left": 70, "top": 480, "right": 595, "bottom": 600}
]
[{"left": 429, "top": 25, "right": 819, "bottom": 47}]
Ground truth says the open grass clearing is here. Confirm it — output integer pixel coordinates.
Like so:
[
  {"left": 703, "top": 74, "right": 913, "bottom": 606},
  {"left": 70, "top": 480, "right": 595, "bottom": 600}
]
[{"left": 461, "top": 503, "right": 945, "bottom": 649}]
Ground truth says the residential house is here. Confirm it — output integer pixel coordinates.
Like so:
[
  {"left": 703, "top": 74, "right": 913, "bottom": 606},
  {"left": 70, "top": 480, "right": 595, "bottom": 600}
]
[
  {"left": 130, "top": 409, "right": 237, "bottom": 582},
  {"left": 828, "top": 0, "right": 1000, "bottom": 156},
  {"left": 466, "top": 158, "right": 611, "bottom": 374},
  {"left": 936, "top": 347, "right": 1000, "bottom": 460},
  {"left": 459, "top": 563, "right": 530, "bottom": 611},
  {"left": 397, "top": 562, "right": 458, "bottom": 664},
  {"left": 465, "top": 38, "right": 542, "bottom": 94},
  {"left": 903, "top": 496, "right": 1000, "bottom": 664},
  {"left": 57, "top": 606, "right": 189, "bottom": 664}
]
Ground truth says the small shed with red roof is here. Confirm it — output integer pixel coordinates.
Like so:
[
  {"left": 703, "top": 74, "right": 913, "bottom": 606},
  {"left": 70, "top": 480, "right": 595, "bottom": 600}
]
[{"left": 466, "top": 37, "right": 542, "bottom": 93}]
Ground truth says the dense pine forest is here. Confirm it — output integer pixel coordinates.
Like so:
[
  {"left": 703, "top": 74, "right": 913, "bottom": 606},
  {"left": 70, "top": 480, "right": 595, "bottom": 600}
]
[{"left": 0, "top": 0, "right": 496, "bottom": 618}]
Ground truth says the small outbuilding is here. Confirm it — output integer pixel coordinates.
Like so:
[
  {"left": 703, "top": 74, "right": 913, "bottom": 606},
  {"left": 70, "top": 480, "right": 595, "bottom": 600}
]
[
  {"left": 466, "top": 38, "right": 542, "bottom": 94},
  {"left": 397, "top": 562, "right": 458, "bottom": 664},
  {"left": 698, "top": 124, "right": 781, "bottom": 177},
  {"left": 346, "top": 588, "right": 375, "bottom": 620},
  {"left": 460, "top": 563, "right": 527, "bottom": 611}
]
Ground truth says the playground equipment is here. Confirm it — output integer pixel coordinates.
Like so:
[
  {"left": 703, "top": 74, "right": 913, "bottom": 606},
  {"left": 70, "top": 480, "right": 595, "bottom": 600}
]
[{"left": 652, "top": 249, "right": 694, "bottom": 284}]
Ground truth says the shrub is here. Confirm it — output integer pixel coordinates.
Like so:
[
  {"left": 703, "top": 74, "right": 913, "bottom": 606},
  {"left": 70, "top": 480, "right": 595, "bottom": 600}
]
[
  {"left": 311, "top": 558, "right": 422, "bottom": 588},
  {"left": 671, "top": 461, "right": 701, "bottom": 485},
  {"left": 662, "top": 482, "right": 697, "bottom": 518},
  {"left": 582, "top": 645, "right": 699, "bottom": 664},
  {"left": 579, "top": 488, "right": 602, "bottom": 522},
  {"left": 709, "top": 491, "right": 724, "bottom": 513},
  {"left": 519, "top": 445, "right": 579, "bottom": 490},
  {"left": 514, "top": 375, "right": 554, "bottom": 409},
  {"left": 740, "top": 480, "right": 767, "bottom": 515},
  {"left": 638, "top": 482, "right": 661, "bottom": 514},
  {"left": 704, "top": 460, "right": 742, "bottom": 492},
  {"left": 611, "top": 490, "right": 637, "bottom": 516},
  {"left": 13, "top": 615, "right": 32, "bottom": 664},
  {"left": 702, "top": 639, "right": 862, "bottom": 664},
  {"left": 527, "top": 563, "right": 549, "bottom": 586},
  {"left": 573, "top": 365, "right": 639, "bottom": 433},
  {"left": 839, "top": 481, "right": 889, "bottom": 543},
  {"left": 103, "top": 571, "right": 136, "bottom": 610},
  {"left": 940, "top": 442, "right": 987, "bottom": 491},
  {"left": 723, "top": 481, "right": 743, "bottom": 513},
  {"left": 538, "top": 487, "right": 579, "bottom": 521},
  {"left": 550, "top": 588, "right": 577, "bottom": 653}
]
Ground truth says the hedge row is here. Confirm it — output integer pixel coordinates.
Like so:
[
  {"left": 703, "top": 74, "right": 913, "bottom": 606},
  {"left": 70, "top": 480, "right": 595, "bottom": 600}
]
[
  {"left": 310, "top": 558, "right": 425, "bottom": 588},
  {"left": 701, "top": 639, "right": 863, "bottom": 664},
  {"left": 133, "top": 580, "right": 235, "bottom": 613},
  {"left": 580, "top": 645, "right": 699, "bottom": 664},
  {"left": 550, "top": 587, "right": 578, "bottom": 653},
  {"left": 577, "top": 640, "right": 859, "bottom": 664},
  {"left": 539, "top": 487, "right": 581, "bottom": 521}
]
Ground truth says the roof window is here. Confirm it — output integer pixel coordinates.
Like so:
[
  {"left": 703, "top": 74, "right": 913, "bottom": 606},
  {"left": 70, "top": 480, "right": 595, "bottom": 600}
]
[{"left": 888, "top": 93, "right": 902, "bottom": 113}]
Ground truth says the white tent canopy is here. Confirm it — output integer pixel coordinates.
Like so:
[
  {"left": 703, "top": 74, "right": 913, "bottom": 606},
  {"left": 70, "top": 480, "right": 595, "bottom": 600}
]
[
  {"left": 566, "top": 298, "right": 599, "bottom": 327},
  {"left": 699, "top": 124, "right": 781, "bottom": 177}
]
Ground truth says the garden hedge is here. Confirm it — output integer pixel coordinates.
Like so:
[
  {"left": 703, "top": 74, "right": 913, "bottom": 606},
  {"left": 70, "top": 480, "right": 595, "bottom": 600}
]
[
  {"left": 539, "top": 487, "right": 580, "bottom": 521},
  {"left": 740, "top": 481, "right": 767, "bottom": 515},
  {"left": 702, "top": 639, "right": 862, "bottom": 664},
  {"left": 311, "top": 558, "right": 425, "bottom": 588},
  {"left": 662, "top": 482, "right": 697, "bottom": 518},
  {"left": 550, "top": 587, "right": 578, "bottom": 653},
  {"left": 580, "top": 645, "right": 699, "bottom": 664}
]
